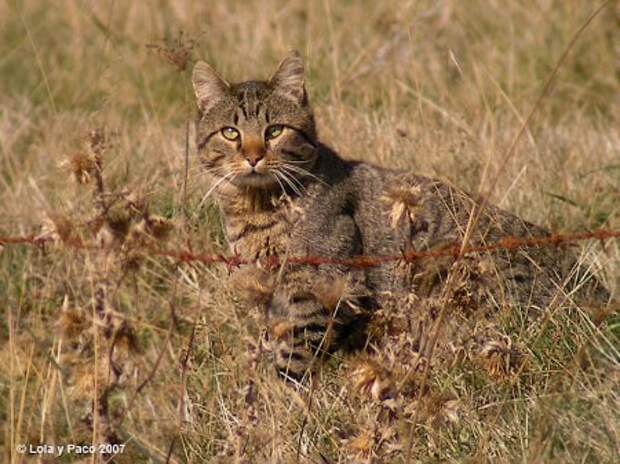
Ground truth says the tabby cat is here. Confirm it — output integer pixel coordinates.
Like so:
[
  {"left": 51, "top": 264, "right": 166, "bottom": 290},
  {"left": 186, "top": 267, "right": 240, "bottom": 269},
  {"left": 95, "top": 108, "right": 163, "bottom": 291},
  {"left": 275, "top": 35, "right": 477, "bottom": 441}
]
[{"left": 192, "top": 51, "right": 609, "bottom": 381}]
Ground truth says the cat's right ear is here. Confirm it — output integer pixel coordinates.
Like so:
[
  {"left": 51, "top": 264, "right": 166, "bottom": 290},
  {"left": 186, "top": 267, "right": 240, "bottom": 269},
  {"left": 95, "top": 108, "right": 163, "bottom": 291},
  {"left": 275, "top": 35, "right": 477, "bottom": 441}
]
[
  {"left": 270, "top": 51, "right": 306, "bottom": 105},
  {"left": 192, "top": 61, "right": 229, "bottom": 113}
]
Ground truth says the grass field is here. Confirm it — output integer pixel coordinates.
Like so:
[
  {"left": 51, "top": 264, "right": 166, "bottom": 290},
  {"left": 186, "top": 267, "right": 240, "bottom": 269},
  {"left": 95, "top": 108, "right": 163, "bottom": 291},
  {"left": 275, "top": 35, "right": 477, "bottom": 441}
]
[{"left": 1, "top": 1, "right": 619, "bottom": 462}]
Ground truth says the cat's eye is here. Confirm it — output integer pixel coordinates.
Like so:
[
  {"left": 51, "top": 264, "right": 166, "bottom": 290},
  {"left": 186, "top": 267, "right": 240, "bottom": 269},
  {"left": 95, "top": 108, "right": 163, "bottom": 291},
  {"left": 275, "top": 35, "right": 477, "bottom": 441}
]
[
  {"left": 265, "top": 125, "right": 284, "bottom": 140},
  {"left": 221, "top": 127, "right": 240, "bottom": 141}
]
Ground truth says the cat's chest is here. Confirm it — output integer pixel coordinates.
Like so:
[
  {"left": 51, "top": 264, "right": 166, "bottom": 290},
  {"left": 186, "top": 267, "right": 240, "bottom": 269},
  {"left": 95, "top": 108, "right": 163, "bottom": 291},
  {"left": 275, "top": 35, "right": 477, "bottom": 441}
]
[{"left": 223, "top": 196, "right": 306, "bottom": 259}]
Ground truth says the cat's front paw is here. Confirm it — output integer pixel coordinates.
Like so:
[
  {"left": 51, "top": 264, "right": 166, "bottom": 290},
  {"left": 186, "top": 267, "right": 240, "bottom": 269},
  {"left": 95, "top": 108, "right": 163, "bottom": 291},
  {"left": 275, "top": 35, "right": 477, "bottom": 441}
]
[{"left": 265, "top": 316, "right": 324, "bottom": 383}]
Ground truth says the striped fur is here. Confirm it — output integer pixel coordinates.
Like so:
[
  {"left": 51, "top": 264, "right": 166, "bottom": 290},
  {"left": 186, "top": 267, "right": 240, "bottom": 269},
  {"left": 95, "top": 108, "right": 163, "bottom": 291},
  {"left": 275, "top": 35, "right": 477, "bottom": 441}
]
[{"left": 192, "top": 52, "right": 610, "bottom": 381}]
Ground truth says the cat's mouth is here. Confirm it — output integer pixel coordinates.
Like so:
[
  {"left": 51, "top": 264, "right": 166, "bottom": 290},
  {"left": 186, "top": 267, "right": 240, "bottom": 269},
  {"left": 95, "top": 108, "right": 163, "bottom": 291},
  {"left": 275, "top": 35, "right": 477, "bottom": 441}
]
[{"left": 234, "top": 170, "right": 277, "bottom": 189}]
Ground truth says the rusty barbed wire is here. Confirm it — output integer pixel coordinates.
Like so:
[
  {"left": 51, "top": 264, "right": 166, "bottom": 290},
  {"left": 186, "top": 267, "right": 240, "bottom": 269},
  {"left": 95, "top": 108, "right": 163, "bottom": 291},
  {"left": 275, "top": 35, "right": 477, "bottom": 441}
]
[
  {"left": 1, "top": 228, "right": 618, "bottom": 268},
  {"left": 0, "top": 235, "right": 50, "bottom": 246}
]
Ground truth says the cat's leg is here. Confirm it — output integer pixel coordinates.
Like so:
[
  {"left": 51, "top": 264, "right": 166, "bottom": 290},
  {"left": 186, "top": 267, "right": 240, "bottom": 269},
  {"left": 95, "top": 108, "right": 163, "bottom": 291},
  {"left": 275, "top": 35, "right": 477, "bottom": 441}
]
[{"left": 259, "top": 263, "right": 374, "bottom": 382}]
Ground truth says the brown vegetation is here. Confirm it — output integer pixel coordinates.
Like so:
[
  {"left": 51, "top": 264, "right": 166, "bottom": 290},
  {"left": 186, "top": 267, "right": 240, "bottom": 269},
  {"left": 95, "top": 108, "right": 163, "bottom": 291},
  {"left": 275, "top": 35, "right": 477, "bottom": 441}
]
[{"left": 1, "top": 1, "right": 618, "bottom": 462}]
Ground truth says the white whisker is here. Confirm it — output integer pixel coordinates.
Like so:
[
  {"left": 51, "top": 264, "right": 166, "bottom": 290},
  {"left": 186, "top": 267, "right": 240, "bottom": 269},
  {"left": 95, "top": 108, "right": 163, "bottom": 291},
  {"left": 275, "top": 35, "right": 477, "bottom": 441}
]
[
  {"left": 279, "top": 168, "right": 307, "bottom": 194},
  {"left": 280, "top": 158, "right": 313, "bottom": 165},
  {"left": 269, "top": 161, "right": 311, "bottom": 195},
  {"left": 280, "top": 163, "right": 328, "bottom": 187},
  {"left": 197, "top": 171, "right": 237, "bottom": 210},
  {"left": 274, "top": 168, "right": 303, "bottom": 197},
  {"left": 270, "top": 171, "right": 289, "bottom": 198},
  {"left": 275, "top": 170, "right": 301, "bottom": 197}
]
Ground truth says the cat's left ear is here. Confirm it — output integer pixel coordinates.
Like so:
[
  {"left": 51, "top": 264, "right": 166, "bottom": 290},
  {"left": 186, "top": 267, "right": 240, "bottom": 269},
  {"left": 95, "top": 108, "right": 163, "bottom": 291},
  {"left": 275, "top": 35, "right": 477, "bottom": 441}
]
[
  {"left": 270, "top": 50, "right": 307, "bottom": 105},
  {"left": 192, "top": 61, "right": 229, "bottom": 113}
]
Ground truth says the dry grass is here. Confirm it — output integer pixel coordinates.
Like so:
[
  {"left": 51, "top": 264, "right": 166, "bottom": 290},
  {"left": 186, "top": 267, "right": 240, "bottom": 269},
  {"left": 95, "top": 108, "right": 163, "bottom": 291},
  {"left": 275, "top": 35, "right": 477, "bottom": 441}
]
[{"left": 1, "top": 0, "right": 619, "bottom": 462}]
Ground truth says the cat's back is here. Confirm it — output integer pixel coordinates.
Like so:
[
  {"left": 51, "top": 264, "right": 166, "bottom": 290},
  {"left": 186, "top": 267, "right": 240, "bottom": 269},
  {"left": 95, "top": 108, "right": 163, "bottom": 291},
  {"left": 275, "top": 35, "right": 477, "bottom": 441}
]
[{"left": 328, "top": 156, "right": 609, "bottom": 308}]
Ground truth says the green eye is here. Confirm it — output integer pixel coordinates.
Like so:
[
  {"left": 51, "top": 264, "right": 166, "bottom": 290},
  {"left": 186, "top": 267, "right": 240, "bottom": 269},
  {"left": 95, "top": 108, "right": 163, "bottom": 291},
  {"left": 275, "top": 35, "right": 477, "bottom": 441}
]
[
  {"left": 221, "top": 127, "right": 240, "bottom": 141},
  {"left": 265, "top": 125, "right": 284, "bottom": 140}
]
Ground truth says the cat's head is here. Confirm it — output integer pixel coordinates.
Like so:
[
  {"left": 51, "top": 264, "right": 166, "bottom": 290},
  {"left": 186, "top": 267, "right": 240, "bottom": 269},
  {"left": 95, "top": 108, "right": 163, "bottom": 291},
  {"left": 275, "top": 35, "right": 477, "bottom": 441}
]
[{"left": 192, "top": 51, "right": 317, "bottom": 191}]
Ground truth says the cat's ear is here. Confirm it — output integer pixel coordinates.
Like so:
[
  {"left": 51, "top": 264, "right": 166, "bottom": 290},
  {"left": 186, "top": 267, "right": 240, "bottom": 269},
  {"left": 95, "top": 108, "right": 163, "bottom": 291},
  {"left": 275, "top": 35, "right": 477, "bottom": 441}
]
[
  {"left": 192, "top": 61, "right": 229, "bottom": 113},
  {"left": 270, "top": 51, "right": 306, "bottom": 105}
]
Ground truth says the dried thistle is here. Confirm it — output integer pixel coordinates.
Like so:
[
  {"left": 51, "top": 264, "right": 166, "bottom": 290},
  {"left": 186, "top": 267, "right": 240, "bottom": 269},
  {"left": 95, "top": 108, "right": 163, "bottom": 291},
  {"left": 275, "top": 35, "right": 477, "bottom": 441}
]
[
  {"left": 37, "top": 213, "right": 82, "bottom": 246},
  {"left": 111, "top": 320, "right": 140, "bottom": 355},
  {"left": 95, "top": 223, "right": 116, "bottom": 248},
  {"left": 406, "top": 391, "right": 461, "bottom": 429},
  {"left": 57, "top": 297, "right": 88, "bottom": 340},
  {"left": 86, "top": 127, "right": 115, "bottom": 159},
  {"left": 144, "top": 214, "right": 174, "bottom": 241},
  {"left": 381, "top": 184, "right": 423, "bottom": 229},
  {"left": 146, "top": 30, "right": 194, "bottom": 72},
  {"left": 350, "top": 357, "right": 394, "bottom": 401},
  {"left": 105, "top": 204, "right": 132, "bottom": 240},
  {"left": 231, "top": 267, "right": 275, "bottom": 306},
  {"left": 312, "top": 275, "right": 348, "bottom": 310},
  {"left": 346, "top": 429, "right": 374, "bottom": 457},
  {"left": 345, "top": 430, "right": 378, "bottom": 462},
  {"left": 475, "top": 329, "right": 526, "bottom": 381},
  {"left": 426, "top": 393, "right": 460, "bottom": 428},
  {"left": 62, "top": 151, "right": 97, "bottom": 184},
  {"left": 85, "top": 127, "right": 114, "bottom": 214},
  {"left": 124, "top": 213, "right": 173, "bottom": 248}
]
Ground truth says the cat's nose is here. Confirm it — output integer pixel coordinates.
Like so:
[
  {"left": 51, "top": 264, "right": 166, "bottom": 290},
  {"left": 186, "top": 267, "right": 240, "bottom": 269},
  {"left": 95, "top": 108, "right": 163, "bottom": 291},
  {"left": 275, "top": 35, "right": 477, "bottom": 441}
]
[
  {"left": 243, "top": 137, "right": 266, "bottom": 167},
  {"left": 246, "top": 153, "right": 264, "bottom": 167}
]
